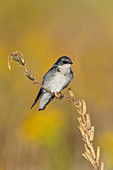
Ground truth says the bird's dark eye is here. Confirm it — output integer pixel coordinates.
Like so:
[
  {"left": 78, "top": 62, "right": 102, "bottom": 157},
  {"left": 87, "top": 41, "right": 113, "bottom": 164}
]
[
  {"left": 63, "top": 60, "right": 68, "bottom": 64},
  {"left": 57, "top": 68, "right": 60, "bottom": 72}
]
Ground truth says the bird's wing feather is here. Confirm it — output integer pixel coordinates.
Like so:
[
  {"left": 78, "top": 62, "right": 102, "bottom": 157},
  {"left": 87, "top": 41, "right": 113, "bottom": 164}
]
[
  {"left": 42, "top": 65, "right": 58, "bottom": 83},
  {"left": 31, "top": 66, "right": 57, "bottom": 109},
  {"left": 30, "top": 88, "right": 44, "bottom": 109}
]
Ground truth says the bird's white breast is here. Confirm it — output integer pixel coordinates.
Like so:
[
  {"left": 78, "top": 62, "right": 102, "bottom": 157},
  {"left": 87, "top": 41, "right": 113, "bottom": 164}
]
[{"left": 44, "top": 64, "right": 73, "bottom": 92}]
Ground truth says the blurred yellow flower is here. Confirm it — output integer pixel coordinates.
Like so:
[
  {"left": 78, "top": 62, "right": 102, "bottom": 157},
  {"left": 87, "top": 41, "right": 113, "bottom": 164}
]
[{"left": 21, "top": 107, "right": 65, "bottom": 144}]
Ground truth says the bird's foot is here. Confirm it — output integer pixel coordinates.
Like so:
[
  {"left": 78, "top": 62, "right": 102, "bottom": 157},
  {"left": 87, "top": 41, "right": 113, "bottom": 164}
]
[{"left": 54, "top": 92, "right": 63, "bottom": 100}]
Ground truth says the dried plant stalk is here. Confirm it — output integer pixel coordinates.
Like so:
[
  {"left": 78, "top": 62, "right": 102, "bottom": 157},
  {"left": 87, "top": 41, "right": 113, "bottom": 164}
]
[
  {"left": 67, "top": 90, "right": 104, "bottom": 170},
  {"left": 8, "top": 51, "right": 104, "bottom": 170}
]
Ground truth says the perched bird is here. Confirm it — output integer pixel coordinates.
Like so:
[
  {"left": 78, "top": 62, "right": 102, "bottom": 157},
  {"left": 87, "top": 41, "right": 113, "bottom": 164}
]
[{"left": 31, "top": 56, "right": 74, "bottom": 111}]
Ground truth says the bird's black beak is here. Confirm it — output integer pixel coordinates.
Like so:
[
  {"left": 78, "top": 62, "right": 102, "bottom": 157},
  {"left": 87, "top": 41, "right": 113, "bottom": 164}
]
[{"left": 70, "top": 61, "right": 73, "bottom": 64}]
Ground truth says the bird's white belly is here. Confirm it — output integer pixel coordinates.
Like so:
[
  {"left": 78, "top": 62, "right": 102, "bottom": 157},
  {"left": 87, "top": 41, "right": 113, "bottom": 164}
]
[{"left": 45, "top": 73, "right": 72, "bottom": 92}]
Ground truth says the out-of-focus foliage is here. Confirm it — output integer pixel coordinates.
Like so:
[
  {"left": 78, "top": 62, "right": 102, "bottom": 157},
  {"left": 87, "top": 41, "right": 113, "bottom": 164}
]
[{"left": 0, "top": 0, "right": 113, "bottom": 169}]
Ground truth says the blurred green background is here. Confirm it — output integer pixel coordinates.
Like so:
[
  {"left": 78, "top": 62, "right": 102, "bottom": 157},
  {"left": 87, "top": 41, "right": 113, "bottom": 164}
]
[{"left": 0, "top": 0, "right": 113, "bottom": 169}]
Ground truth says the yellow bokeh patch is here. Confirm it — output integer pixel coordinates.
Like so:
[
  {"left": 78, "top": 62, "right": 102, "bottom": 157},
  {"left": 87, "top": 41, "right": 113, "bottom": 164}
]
[
  {"left": 99, "top": 132, "right": 113, "bottom": 168},
  {"left": 20, "top": 107, "right": 65, "bottom": 144}
]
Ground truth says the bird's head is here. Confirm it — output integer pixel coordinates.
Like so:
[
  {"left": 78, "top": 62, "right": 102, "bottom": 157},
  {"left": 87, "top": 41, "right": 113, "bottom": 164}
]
[{"left": 55, "top": 56, "right": 73, "bottom": 66}]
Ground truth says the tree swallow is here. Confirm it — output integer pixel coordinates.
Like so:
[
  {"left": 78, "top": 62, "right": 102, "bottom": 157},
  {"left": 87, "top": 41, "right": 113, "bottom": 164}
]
[{"left": 31, "top": 56, "right": 74, "bottom": 111}]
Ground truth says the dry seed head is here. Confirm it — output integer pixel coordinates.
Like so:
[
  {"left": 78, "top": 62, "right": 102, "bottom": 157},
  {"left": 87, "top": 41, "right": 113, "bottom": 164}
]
[
  {"left": 96, "top": 147, "right": 100, "bottom": 165},
  {"left": 82, "top": 138, "right": 86, "bottom": 143},
  {"left": 88, "top": 129, "right": 91, "bottom": 138},
  {"left": 79, "top": 126, "right": 86, "bottom": 138},
  {"left": 78, "top": 118, "right": 86, "bottom": 131},
  {"left": 101, "top": 162, "right": 104, "bottom": 170},
  {"left": 85, "top": 134, "right": 90, "bottom": 146},
  {"left": 77, "top": 108, "right": 82, "bottom": 115},
  {"left": 78, "top": 100, "right": 82, "bottom": 107},
  {"left": 82, "top": 99, "right": 87, "bottom": 115},
  {"left": 74, "top": 99, "right": 80, "bottom": 107},
  {"left": 89, "top": 143, "right": 96, "bottom": 160},
  {"left": 82, "top": 153, "right": 89, "bottom": 161},
  {"left": 68, "top": 88, "right": 74, "bottom": 98},
  {"left": 84, "top": 144, "right": 91, "bottom": 155},
  {"left": 85, "top": 152, "right": 96, "bottom": 168},
  {"left": 74, "top": 101, "right": 78, "bottom": 107},
  {"left": 89, "top": 126, "right": 95, "bottom": 142},
  {"left": 86, "top": 114, "right": 91, "bottom": 130},
  {"left": 78, "top": 117, "right": 84, "bottom": 125}
]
